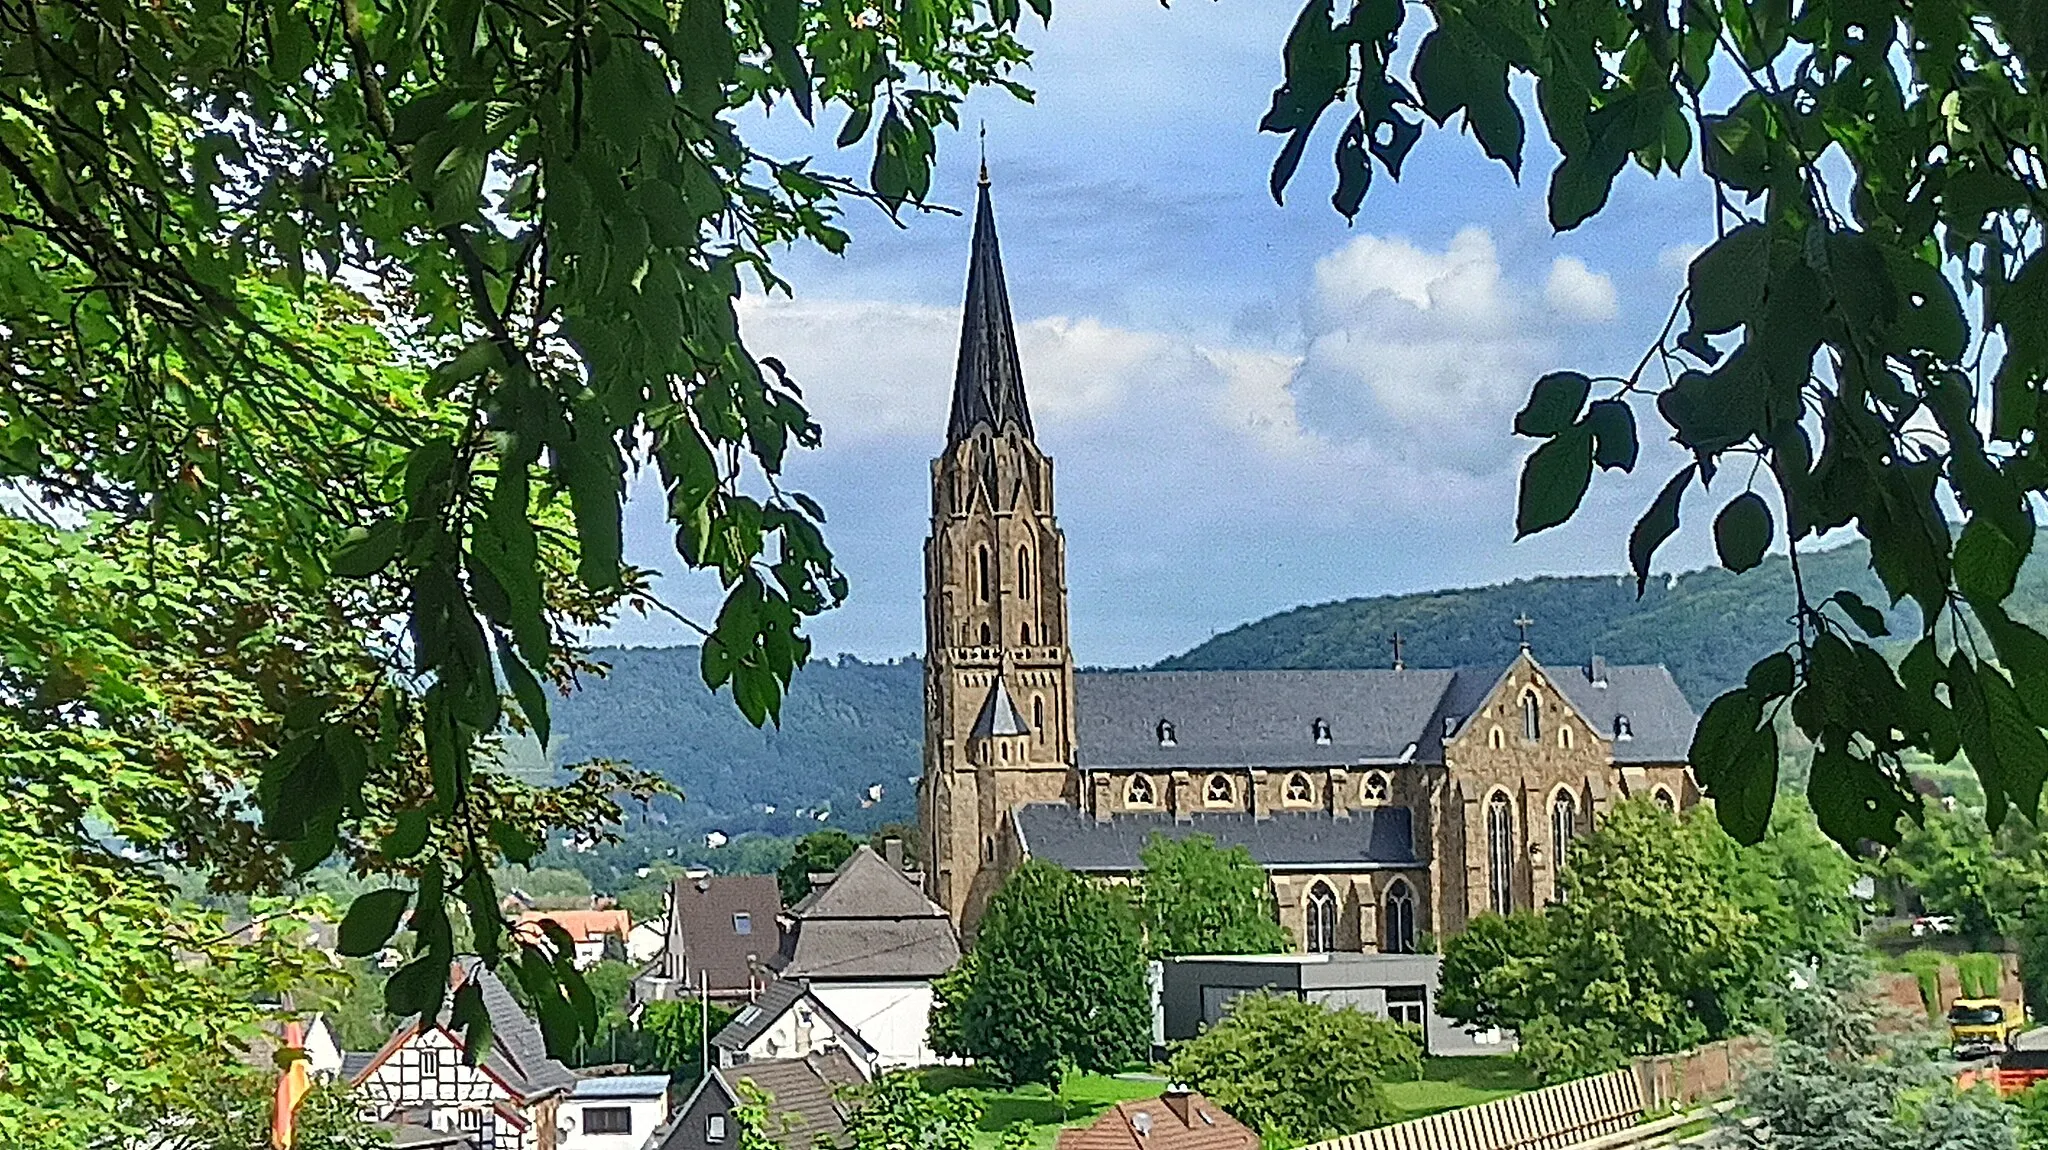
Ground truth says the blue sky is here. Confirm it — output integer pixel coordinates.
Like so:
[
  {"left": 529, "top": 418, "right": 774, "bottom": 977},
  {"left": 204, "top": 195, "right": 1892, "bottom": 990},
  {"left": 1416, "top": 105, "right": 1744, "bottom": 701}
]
[{"left": 599, "top": 0, "right": 1727, "bottom": 667}]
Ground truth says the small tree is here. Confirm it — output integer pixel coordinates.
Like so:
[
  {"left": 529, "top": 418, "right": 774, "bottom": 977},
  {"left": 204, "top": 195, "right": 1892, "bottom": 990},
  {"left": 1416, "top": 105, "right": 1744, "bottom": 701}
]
[
  {"left": 843, "top": 1070, "right": 981, "bottom": 1150},
  {"left": 957, "top": 861, "right": 1149, "bottom": 1086},
  {"left": 1136, "top": 834, "right": 1291, "bottom": 958},
  {"left": 779, "top": 830, "right": 861, "bottom": 906},
  {"left": 638, "top": 999, "right": 738, "bottom": 1082},
  {"left": 1163, "top": 992, "right": 1421, "bottom": 1144}
]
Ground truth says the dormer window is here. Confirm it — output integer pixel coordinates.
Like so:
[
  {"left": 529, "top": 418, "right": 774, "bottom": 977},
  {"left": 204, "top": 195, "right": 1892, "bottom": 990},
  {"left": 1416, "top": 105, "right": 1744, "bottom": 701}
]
[
  {"left": 1127, "top": 775, "right": 1157, "bottom": 807},
  {"left": 1312, "top": 718, "right": 1332, "bottom": 745},
  {"left": 1284, "top": 772, "right": 1314, "bottom": 805},
  {"left": 1156, "top": 720, "right": 1176, "bottom": 747},
  {"left": 1614, "top": 714, "right": 1634, "bottom": 740}
]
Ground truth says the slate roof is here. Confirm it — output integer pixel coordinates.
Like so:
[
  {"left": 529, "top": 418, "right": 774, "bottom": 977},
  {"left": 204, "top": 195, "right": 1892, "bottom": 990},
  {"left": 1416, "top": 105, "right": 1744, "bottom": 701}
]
[
  {"left": 1073, "top": 660, "right": 1696, "bottom": 769},
  {"left": 1014, "top": 804, "right": 1420, "bottom": 873},
  {"left": 780, "top": 848, "right": 960, "bottom": 981},
  {"left": 349, "top": 961, "right": 576, "bottom": 1102},
  {"left": 665, "top": 874, "right": 782, "bottom": 995},
  {"left": 1055, "top": 1093, "right": 1258, "bottom": 1150},
  {"left": 571, "top": 1074, "right": 672, "bottom": 1099},
  {"left": 947, "top": 174, "right": 1033, "bottom": 444},
  {"left": 972, "top": 677, "right": 1031, "bottom": 738},
  {"left": 723, "top": 1050, "right": 866, "bottom": 1147}
]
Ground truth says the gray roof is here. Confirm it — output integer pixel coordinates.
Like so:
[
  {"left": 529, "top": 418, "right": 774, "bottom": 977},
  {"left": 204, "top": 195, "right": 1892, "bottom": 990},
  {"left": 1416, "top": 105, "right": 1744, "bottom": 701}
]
[
  {"left": 947, "top": 175, "right": 1033, "bottom": 444},
  {"left": 1074, "top": 660, "right": 1696, "bottom": 769},
  {"left": 340, "top": 1052, "right": 374, "bottom": 1081},
  {"left": 458, "top": 960, "right": 578, "bottom": 1098},
  {"left": 972, "top": 678, "right": 1031, "bottom": 738},
  {"left": 571, "top": 1074, "right": 673, "bottom": 1099},
  {"left": 779, "top": 847, "right": 960, "bottom": 981},
  {"left": 1075, "top": 669, "right": 1458, "bottom": 769},
  {"left": 724, "top": 1051, "right": 866, "bottom": 1147},
  {"left": 1014, "top": 804, "right": 1420, "bottom": 873}
]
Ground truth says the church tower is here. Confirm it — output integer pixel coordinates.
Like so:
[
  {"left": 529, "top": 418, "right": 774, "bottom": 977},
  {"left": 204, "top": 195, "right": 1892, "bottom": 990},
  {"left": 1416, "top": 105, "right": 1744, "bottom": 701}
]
[{"left": 920, "top": 169, "right": 1077, "bottom": 932}]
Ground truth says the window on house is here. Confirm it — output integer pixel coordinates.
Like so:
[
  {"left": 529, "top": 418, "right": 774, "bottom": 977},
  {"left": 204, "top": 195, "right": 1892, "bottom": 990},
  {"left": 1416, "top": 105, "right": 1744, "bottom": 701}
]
[
  {"left": 977, "top": 545, "right": 992, "bottom": 601},
  {"left": 1550, "top": 791, "right": 1578, "bottom": 881},
  {"left": 1126, "top": 775, "right": 1156, "bottom": 807},
  {"left": 1020, "top": 623, "right": 1032, "bottom": 644},
  {"left": 1284, "top": 772, "right": 1314, "bottom": 805},
  {"left": 1156, "top": 720, "right": 1176, "bottom": 747},
  {"left": 1559, "top": 725, "right": 1574, "bottom": 750},
  {"left": 1305, "top": 882, "right": 1338, "bottom": 953},
  {"left": 708, "top": 1114, "right": 729, "bottom": 1143},
  {"left": 1654, "top": 787, "right": 1677, "bottom": 813},
  {"left": 1521, "top": 690, "right": 1541, "bottom": 741},
  {"left": 1614, "top": 714, "right": 1634, "bottom": 740},
  {"left": 1360, "top": 772, "right": 1390, "bottom": 805},
  {"left": 1488, "top": 727, "right": 1505, "bottom": 750},
  {"left": 1034, "top": 697, "right": 1045, "bottom": 742},
  {"left": 1018, "top": 546, "right": 1032, "bottom": 598},
  {"left": 979, "top": 622, "right": 991, "bottom": 646},
  {"left": 584, "top": 1107, "right": 633, "bottom": 1135},
  {"left": 1204, "top": 773, "right": 1233, "bottom": 805},
  {"left": 1487, "top": 792, "right": 1514, "bottom": 916},
  {"left": 1312, "top": 718, "right": 1332, "bottom": 745},
  {"left": 1386, "top": 985, "right": 1426, "bottom": 1027},
  {"left": 419, "top": 1049, "right": 441, "bottom": 1077},
  {"left": 1382, "top": 879, "right": 1416, "bottom": 954},
  {"left": 732, "top": 912, "right": 752, "bottom": 936}
]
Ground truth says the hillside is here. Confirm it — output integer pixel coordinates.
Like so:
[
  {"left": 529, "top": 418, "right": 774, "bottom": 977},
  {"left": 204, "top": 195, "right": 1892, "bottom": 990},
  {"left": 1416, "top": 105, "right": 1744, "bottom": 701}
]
[
  {"left": 1160, "top": 536, "right": 2048, "bottom": 705},
  {"left": 554, "top": 538, "right": 2048, "bottom": 836},
  {"left": 548, "top": 647, "right": 922, "bottom": 838}
]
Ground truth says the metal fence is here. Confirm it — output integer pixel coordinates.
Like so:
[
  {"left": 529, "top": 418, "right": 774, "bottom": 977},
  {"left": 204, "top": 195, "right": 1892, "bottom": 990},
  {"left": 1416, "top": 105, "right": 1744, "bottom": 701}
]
[{"left": 1295, "top": 1068, "right": 1644, "bottom": 1150}]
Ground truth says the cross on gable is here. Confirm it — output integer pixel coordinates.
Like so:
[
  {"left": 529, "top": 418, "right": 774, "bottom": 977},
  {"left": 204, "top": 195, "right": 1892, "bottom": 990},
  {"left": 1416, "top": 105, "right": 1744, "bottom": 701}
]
[{"left": 1514, "top": 613, "right": 1534, "bottom": 649}]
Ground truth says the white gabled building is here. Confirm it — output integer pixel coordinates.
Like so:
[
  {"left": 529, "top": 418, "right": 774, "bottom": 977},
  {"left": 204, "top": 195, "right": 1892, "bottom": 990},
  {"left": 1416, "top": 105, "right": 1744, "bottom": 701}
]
[{"left": 350, "top": 960, "right": 577, "bottom": 1150}]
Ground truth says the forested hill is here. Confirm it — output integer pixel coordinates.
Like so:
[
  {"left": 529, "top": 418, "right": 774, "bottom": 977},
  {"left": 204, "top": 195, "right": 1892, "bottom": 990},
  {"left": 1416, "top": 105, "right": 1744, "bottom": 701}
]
[
  {"left": 1158, "top": 536, "right": 2048, "bottom": 706},
  {"left": 556, "top": 539, "right": 2048, "bottom": 836},
  {"left": 548, "top": 646, "right": 922, "bottom": 838}
]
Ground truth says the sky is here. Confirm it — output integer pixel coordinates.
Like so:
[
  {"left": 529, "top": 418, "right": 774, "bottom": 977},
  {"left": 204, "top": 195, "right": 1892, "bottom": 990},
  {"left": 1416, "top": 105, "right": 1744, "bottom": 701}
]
[{"left": 595, "top": 0, "right": 1730, "bottom": 668}]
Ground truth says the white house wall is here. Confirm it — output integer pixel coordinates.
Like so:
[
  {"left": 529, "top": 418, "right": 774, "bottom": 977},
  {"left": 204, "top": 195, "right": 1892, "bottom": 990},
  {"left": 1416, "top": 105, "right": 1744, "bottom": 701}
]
[
  {"left": 558, "top": 1097, "right": 666, "bottom": 1150},
  {"left": 810, "top": 983, "right": 938, "bottom": 1069},
  {"left": 355, "top": 1026, "right": 533, "bottom": 1150},
  {"left": 739, "top": 998, "right": 846, "bottom": 1063}
]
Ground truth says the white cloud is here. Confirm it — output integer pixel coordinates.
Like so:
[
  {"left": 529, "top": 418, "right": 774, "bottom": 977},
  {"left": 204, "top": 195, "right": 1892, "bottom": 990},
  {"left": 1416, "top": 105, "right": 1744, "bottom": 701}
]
[
  {"left": 1544, "top": 256, "right": 1619, "bottom": 322},
  {"left": 1658, "top": 242, "right": 1705, "bottom": 274}
]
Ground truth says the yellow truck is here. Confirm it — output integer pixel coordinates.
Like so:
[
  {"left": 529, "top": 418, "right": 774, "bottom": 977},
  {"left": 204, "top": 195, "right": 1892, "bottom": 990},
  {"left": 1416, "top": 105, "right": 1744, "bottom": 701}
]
[{"left": 1950, "top": 998, "right": 2028, "bottom": 1060}]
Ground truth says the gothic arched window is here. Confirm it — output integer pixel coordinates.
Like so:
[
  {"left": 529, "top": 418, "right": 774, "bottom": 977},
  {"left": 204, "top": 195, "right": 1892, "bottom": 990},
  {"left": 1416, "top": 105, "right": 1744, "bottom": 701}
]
[
  {"left": 1020, "top": 623, "right": 1032, "bottom": 645},
  {"left": 1033, "top": 696, "right": 1045, "bottom": 742},
  {"left": 1382, "top": 879, "right": 1416, "bottom": 954},
  {"left": 1559, "top": 725, "right": 1574, "bottom": 750},
  {"left": 977, "top": 545, "right": 992, "bottom": 602},
  {"left": 1550, "top": 790, "right": 1578, "bottom": 879},
  {"left": 1488, "top": 727, "right": 1505, "bottom": 750},
  {"left": 978, "top": 622, "right": 991, "bottom": 646},
  {"left": 1205, "top": 773, "right": 1233, "bottom": 806},
  {"left": 1653, "top": 786, "right": 1677, "bottom": 814},
  {"left": 1305, "top": 882, "right": 1338, "bottom": 953},
  {"left": 1017, "top": 546, "right": 1032, "bottom": 599},
  {"left": 1521, "top": 690, "right": 1541, "bottom": 742},
  {"left": 1360, "top": 772, "right": 1391, "bottom": 805},
  {"left": 1487, "top": 791, "right": 1514, "bottom": 916},
  {"left": 1284, "top": 772, "right": 1314, "bottom": 805},
  {"left": 1127, "top": 775, "right": 1157, "bottom": 807}
]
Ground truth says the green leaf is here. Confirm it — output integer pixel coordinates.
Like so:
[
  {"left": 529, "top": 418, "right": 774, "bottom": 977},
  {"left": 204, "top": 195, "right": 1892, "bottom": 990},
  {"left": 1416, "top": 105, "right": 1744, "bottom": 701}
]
[
  {"left": 1584, "top": 399, "right": 1637, "bottom": 471},
  {"left": 331, "top": 519, "right": 403, "bottom": 579},
  {"left": 450, "top": 979, "right": 494, "bottom": 1065},
  {"left": 1689, "top": 687, "right": 1776, "bottom": 843},
  {"left": 1828, "top": 591, "right": 1889, "bottom": 637},
  {"left": 1955, "top": 516, "right": 2025, "bottom": 605},
  {"left": 1808, "top": 738, "right": 1908, "bottom": 848},
  {"left": 1745, "top": 651, "right": 1795, "bottom": 700},
  {"left": 1629, "top": 466, "right": 1694, "bottom": 595},
  {"left": 385, "top": 954, "right": 448, "bottom": 1020},
  {"left": 383, "top": 808, "right": 433, "bottom": 860},
  {"left": 1687, "top": 224, "right": 1769, "bottom": 336},
  {"left": 1713, "top": 492, "right": 1773, "bottom": 573},
  {"left": 1515, "top": 372, "right": 1591, "bottom": 438},
  {"left": 496, "top": 632, "right": 551, "bottom": 748},
  {"left": 489, "top": 819, "right": 541, "bottom": 865},
  {"left": 1515, "top": 424, "right": 1595, "bottom": 538},
  {"left": 339, "top": 888, "right": 412, "bottom": 957}
]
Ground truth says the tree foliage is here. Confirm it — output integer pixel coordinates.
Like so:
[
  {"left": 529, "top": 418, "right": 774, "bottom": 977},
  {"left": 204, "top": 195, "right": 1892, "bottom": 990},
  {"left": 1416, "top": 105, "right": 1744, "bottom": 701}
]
[
  {"left": 0, "top": 0, "right": 1045, "bottom": 1069},
  {"left": 843, "top": 1071, "right": 983, "bottom": 1150},
  {"left": 1163, "top": 991, "right": 1421, "bottom": 1144},
  {"left": 637, "top": 998, "right": 739, "bottom": 1082},
  {"left": 950, "top": 861, "right": 1149, "bottom": 1087},
  {"left": 1136, "top": 833, "right": 1291, "bottom": 959},
  {"left": 107, "top": 1061, "right": 387, "bottom": 1150},
  {"left": 1267, "top": 0, "right": 2048, "bottom": 852},
  {"left": 1438, "top": 799, "right": 1858, "bottom": 1081},
  {"left": 780, "top": 829, "right": 862, "bottom": 905}
]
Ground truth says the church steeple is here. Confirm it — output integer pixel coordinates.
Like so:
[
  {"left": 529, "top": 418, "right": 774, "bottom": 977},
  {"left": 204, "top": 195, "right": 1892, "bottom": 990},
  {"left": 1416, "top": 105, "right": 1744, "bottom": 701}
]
[{"left": 946, "top": 175, "right": 1033, "bottom": 444}]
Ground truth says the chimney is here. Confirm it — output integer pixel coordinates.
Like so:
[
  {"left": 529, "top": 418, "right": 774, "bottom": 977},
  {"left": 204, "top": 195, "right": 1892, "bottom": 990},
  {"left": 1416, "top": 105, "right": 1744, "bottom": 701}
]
[
  {"left": 1588, "top": 655, "right": 1609, "bottom": 687},
  {"left": 1162, "top": 1086, "right": 1196, "bottom": 1129},
  {"left": 883, "top": 837, "right": 905, "bottom": 871}
]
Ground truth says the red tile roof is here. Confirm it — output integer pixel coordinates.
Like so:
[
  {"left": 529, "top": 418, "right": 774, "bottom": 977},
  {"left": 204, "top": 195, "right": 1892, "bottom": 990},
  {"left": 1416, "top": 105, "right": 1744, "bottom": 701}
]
[{"left": 1055, "top": 1093, "right": 1259, "bottom": 1150}]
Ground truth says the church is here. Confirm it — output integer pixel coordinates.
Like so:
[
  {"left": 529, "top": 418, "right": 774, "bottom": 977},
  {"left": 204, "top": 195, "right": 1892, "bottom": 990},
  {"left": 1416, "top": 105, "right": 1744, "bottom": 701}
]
[{"left": 916, "top": 171, "right": 1702, "bottom": 953}]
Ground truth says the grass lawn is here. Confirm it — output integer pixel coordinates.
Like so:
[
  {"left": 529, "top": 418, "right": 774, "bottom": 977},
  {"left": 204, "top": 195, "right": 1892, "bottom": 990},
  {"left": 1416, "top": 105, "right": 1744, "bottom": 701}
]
[
  {"left": 919, "top": 1067, "right": 1167, "bottom": 1150},
  {"left": 1381, "top": 1056, "right": 1537, "bottom": 1123}
]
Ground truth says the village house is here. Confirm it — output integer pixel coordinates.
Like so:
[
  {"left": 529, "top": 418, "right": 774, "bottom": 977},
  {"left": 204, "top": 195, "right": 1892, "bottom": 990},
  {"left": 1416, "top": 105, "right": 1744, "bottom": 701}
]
[
  {"left": 656, "top": 1050, "right": 867, "bottom": 1150},
  {"left": 513, "top": 908, "right": 633, "bottom": 971},
  {"left": 635, "top": 873, "right": 783, "bottom": 1006},
  {"left": 1054, "top": 1090, "right": 1259, "bottom": 1150}
]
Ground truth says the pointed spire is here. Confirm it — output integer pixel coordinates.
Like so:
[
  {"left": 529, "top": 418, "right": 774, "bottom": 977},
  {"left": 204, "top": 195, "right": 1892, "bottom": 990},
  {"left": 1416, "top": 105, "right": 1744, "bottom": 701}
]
[
  {"left": 947, "top": 167, "right": 1034, "bottom": 444},
  {"left": 971, "top": 677, "right": 1031, "bottom": 738}
]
